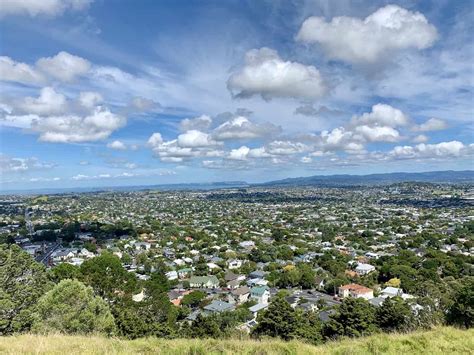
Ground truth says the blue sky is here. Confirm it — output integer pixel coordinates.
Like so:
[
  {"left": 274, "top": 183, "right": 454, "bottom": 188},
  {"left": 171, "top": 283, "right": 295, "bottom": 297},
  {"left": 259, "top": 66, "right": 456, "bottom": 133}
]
[{"left": 0, "top": 0, "right": 473, "bottom": 190}]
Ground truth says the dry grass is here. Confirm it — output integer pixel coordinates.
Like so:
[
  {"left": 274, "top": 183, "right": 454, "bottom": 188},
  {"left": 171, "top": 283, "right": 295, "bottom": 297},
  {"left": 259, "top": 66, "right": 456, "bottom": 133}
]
[{"left": 0, "top": 327, "right": 472, "bottom": 354}]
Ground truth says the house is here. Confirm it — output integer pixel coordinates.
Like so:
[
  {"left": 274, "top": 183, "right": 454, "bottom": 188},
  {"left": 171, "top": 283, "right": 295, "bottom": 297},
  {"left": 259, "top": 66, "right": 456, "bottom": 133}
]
[
  {"left": 203, "top": 300, "right": 235, "bottom": 314},
  {"left": 338, "top": 283, "right": 374, "bottom": 300},
  {"left": 355, "top": 263, "right": 376, "bottom": 275},
  {"left": 53, "top": 249, "right": 75, "bottom": 262},
  {"left": 228, "top": 259, "right": 243, "bottom": 269},
  {"left": 380, "top": 287, "right": 403, "bottom": 298},
  {"left": 250, "top": 285, "right": 270, "bottom": 304},
  {"left": 228, "top": 286, "right": 250, "bottom": 304},
  {"left": 189, "top": 275, "right": 219, "bottom": 288},
  {"left": 248, "top": 303, "right": 268, "bottom": 319},
  {"left": 165, "top": 270, "right": 178, "bottom": 281}
]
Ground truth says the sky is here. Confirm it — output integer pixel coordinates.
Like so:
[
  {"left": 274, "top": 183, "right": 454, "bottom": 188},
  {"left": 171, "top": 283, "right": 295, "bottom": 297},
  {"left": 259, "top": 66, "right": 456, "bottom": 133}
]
[{"left": 0, "top": 0, "right": 473, "bottom": 190}]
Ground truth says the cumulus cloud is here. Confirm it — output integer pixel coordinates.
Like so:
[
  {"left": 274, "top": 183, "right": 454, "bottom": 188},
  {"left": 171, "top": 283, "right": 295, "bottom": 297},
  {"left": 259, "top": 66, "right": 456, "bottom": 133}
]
[
  {"left": 296, "top": 5, "right": 437, "bottom": 64},
  {"left": 32, "top": 107, "right": 125, "bottom": 143},
  {"left": 354, "top": 125, "right": 401, "bottom": 142},
  {"left": 0, "top": 52, "right": 91, "bottom": 85},
  {"left": 15, "top": 87, "right": 67, "bottom": 116},
  {"left": 389, "top": 141, "right": 471, "bottom": 159},
  {"left": 79, "top": 92, "right": 103, "bottom": 109},
  {"left": 147, "top": 132, "right": 163, "bottom": 147},
  {"left": 227, "top": 47, "right": 327, "bottom": 100},
  {"left": 0, "top": 154, "right": 55, "bottom": 173},
  {"left": 228, "top": 146, "right": 251, "bottom": 160},
  {"left": 212, "top": 116, "right": 281, "bottom": 140},
  {"left": 413, "top": 118, "right": 448, "bottom": 132},
  {"left": 266, "top": 140, "right": 309, "bottom": 155},
  {"left": 412, "top": 134, "right": 429, "bottom": 143},
  {"left": 0, "top": 0, "right": 92, "bottom": 17},
  {"left": 0, "top": 56, "right": 45, "bottom": 85},
  {"left": 351, "top": 104, "right": 408, "bottom": 127},
  {"left": 177, "top": 130, "right": 220, "bottom": 148},
  {"left": 148, "top": 132, "right": 223, "bottom": 163},
  {"left": 36, "top": 51, "right": 91, "bottom": 82},
  {"left": 107, "top": 140, "right": 127, "bottom": 150},
  {"left": 179, "top": 115, "right": 212, "bottom": 132}
]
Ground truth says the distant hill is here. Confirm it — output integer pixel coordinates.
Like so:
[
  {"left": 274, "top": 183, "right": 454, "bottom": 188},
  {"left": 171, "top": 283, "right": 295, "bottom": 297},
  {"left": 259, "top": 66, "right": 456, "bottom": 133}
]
[
  {"left": 2, "top": 171, "right": 473, "bottom": 196},
  {"left": 0, "top": 327, "right": 472, "bottom": 354},
  {"left": 261, "top": 170, "right": 474, "bottom": 187}
]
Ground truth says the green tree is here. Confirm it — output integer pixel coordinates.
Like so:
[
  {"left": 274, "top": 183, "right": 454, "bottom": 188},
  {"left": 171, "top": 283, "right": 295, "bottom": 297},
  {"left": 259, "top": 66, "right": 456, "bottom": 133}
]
[
  {"left": 252, "top": 296, "right": 298, "bottom": 340},
  {"left": 32, "top": 279, "right": 116, "bottom": 335},
  {"left": 376, "top": 297, "right": 413, "bottom": 332},
  {"left": 48, "top": 263, "right": 80, "bottom": 283},
  {"left": 181, "top": 291, "right": 206, "bottom": 308},
  {"left": 80, "top": 252, "right": 137, "bottom": 300},
  {"left": 324, "top": 297, "right": 378, "bottom": 339},
  {"left": 447, "top": 277, "right": 473, "bottom": 328},
  {"left": 0, "top": 244, "right": 51, "bottom": 335}
]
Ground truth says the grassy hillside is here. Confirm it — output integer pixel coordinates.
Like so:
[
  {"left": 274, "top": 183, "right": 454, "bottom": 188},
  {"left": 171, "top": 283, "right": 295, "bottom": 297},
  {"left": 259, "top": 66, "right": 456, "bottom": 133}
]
[{"left": 0, "top": 327, "right": 472, "bottom": 354}]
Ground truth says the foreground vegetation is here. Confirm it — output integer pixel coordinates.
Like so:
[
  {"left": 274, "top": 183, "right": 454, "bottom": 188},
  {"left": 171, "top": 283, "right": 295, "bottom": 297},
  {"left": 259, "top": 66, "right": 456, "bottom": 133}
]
[{"left": 1, "top": 327, "right": 473, "bottom": 354}]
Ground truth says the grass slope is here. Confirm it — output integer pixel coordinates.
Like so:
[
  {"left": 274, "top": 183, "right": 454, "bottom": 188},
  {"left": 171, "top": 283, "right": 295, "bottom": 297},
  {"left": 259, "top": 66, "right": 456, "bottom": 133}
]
[{"left": 0, "top": 327, "right": 472, "bottom": 354}]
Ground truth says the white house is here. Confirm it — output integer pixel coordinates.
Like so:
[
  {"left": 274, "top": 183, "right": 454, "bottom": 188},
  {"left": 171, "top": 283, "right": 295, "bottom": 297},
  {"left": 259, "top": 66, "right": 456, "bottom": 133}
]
[
  {"left": 228, "top": 259, "right": 243, "bottom": 269},
  {"left": 355, "top": 263, "right": 376, "bottom": 276}
]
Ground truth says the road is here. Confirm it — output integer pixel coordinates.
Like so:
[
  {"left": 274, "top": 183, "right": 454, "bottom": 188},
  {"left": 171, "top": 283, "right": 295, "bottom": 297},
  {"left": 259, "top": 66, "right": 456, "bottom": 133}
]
[{"left": 35, "top": 242, "right": 60, "bottom": 266}]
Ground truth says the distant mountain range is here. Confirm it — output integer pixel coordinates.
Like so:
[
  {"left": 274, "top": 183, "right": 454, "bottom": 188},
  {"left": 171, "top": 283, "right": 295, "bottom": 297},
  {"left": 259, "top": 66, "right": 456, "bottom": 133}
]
[
  {"left": 2, "top": 171, "right": 473, "bottom": 195},
  {"left": 261, "top": 170, "right": 474, "bottom": 187}
]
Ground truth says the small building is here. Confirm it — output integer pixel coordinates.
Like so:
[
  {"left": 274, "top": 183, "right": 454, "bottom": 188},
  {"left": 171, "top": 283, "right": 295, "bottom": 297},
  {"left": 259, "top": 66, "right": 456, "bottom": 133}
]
[
  {"left": 355, "top": 263, "right": 376, "bottom": 276},
  {"left": 228, "top": 286, "right": 251, "bottom": 304},
  {"left": 203, "top": 300, "right": 235, "bottom": 314},
  {"left": 338, "top": 283, "right": 374, "bottom": 300},
  {"left": 250, "top": 285, "right": 270, "bottom": 304},
  {"left": 189, "top": 275, "right": 219, "bottom": 288}
]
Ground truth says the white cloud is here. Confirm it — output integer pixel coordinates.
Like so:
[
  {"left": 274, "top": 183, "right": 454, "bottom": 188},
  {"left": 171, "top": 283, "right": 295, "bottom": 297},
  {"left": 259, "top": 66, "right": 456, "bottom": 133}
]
[
  {"left": 266, "top": 140, "right": 309, "bottom": 155},
  {"left": 412, "top": 134, "right": 429, "bottom": 143},
  {"left": 36, "top": 51, "right": 91, "bottom": 82},
  {"left": 131, "top": 97, "right": 160, "bottom": 111},
  {"left": 177, "top": 130, "right": 220, "bottom": 148},
  {"left": 147, "top": 132, "right": 163, "bottom": 147},
  {"left": 297, "top": 5, "right": 437, "bottom": 65},
  {"left": 212, "top": 116, "right": 280, "bottom": 140},
  {"left": 354, "top": 125, "right": 400, "bottom": 142},
  {"left": 0, "top": 52, "right": 91, "bottom": 85},
  {"left": 228, "top": 146, "right": 250, "bottom": 160},
  {"left": 32, "top": 107, "right": 125, "bottom": 143},
  {"left": 179, "top": 115, "right": 212, "bottom": 132},
  {"left": 16, "top": 87, "right": 67, "bottom": 116},
  {"left": 389, "top": 141, "right": 470, "bottom": 159},
  {"left": 352, "top": 104, "right": 409, "bottom": 127},
  {"left": 413, "top": 118, "right": 448, "bottom": 132},
  {"left": 227, "top": 47, "right": 327, "bottom": 100},
  {"left": 0, "top": 56, "right": 45, "bottom": 85},
  {"left": 0, "top": 0, "right": 93, "bottom": 17},
  {"left": 107, "top": 140, "right": 127, "bottom": 150},
  {"left": 0, "top": 154, "right": 55, "bottom": 173},
  {"left": 79, "top": 92, "right": 103, "bottom": 109}
]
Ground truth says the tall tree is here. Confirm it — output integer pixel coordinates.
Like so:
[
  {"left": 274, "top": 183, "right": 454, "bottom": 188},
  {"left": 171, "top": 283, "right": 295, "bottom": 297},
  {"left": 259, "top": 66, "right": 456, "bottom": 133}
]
[
  {"left": 79, "top": 252, "right": 137, "bottom": 300},
  {"left": 252, "top": 296, "right": 298, "bottom": 340},
  {"left": 324, "top": 297, "right": 378, "bottom": 338},
  {"left": 32, "top": 279, "right": 116, "bottom": 335},
  {"left": 0, "top": 244, "right": 51, "bottom": 335}
]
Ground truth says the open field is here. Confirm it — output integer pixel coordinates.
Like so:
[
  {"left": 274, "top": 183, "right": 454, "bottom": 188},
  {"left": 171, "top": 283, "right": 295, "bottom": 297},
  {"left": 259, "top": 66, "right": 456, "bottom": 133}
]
[{"left": 0, "top": 327, "right": 472, "bottom": 354}]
